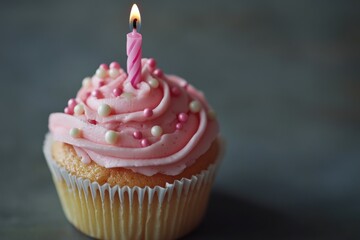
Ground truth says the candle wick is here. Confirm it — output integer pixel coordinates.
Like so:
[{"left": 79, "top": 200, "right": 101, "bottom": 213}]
[{"left": 133, "top": 19, "right": 138, "bottom": 30}]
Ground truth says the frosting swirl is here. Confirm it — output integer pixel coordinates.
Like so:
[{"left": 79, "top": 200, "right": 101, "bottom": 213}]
[{"left": 49, "top": 59, "right": 219, "bottom": 176}]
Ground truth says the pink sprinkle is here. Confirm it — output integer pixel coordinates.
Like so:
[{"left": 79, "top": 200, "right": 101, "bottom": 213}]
[
  {"left": 99, "top": 63, "right": 109, "bottom": 70},
  {"left": 67, "top": 98, "right": 77, "bottom": 109},
  {"left": 171, "top": 86, "right": 181, "bottom": 96},
  {"left": 110, "top": 61, "right": 120, "bottom": 69},
  {"left": 64, "top": 107, "right": 73, "bottom": 115},
  {"left": 113, "top": 88, "right": 123, "bottom": 97},
  {"left": 98, "top": 80, "right": 105, "bottom": 87},
  {"left": 85, "top": 92, "right": 91, "bottom": 98},
  {"left": 176, "top": 123, "right": 183, "bottom": 130},
  {"left": 141, "top": 139, "right": 150, "bottom": 147},
  {"left": 178, "top": 113, "right": 188, "bottom": 122},
  {"left": 144, "top": 108, "right": 153, "bottom": 117},
  {"left": 153, "top": 69, "right": 163, "bottom": 78},
  {"left": 91, "top": 89, "right": 103, "bottom": 99},
  {"left": 88, "top": 119, "right": 97, "bottom": 125},
  {"left": 148, "top": 58, "right": 157, "bottom": 71},
  {"left": 133, "top": 131, "right": 142, "bottom": 139}
]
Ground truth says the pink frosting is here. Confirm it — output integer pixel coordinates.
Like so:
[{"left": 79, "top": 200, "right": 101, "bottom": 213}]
[{"left": 49, "top": 59, "right": 219, "bottom": 176}]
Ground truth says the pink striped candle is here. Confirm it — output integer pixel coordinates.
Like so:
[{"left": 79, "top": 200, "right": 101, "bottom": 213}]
[{"left": 127, "top": 4, "right": 142, "bottom": 88}]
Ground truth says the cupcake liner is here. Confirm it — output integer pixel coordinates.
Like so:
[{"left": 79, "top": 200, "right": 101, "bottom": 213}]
[{"left": 43, "top": 133, "right": 222, "bottom": 240}]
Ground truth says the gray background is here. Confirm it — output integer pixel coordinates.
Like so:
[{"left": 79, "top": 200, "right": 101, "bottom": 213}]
[{"left": 1, "top": 0, "right": 360, "bottom": 239}]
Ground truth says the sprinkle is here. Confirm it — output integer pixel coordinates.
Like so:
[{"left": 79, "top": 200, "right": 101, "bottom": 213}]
[
  {"left": 98, "top": 80, "right": 105, "bottom": 87},
  {"left": 178, "top": 113, "right": 188, "bottom": 122},
  {"left": 171, "top": 86, "right": 181, "bottom": 96},
  {"left": 113, "top": 88, "right": 123, "bottom": 97},
  {"left": 144, "top": 108, "right": 153, "bottom": 117},
  {"left": 148, "top": 58, "right": 157, "bottom": 71},
  {"left": 189, "top": 100, "right": 202, "bottom": 113},
  {"left": 147, "top": 76, "right": 159, "bottom": 88},
  {"left": 109, "top": 62, "right": 120, "bottom": 69},
  {"left": 88, "top": 119, "right": 97, "bottom": 125},
  {"left": 133, "top": 131, "right": 143, "bottom": 139},
  {"left": 82, "top": 77, "right": 92, "bottom": 88},
  {"left": 95, "top": 67, "right": 107, "bottom": 78},
  {"left": 153, "top": 69, "right": 163, "bottom": 78},
  {"left": 99, "top": 63, "right": 109, "bottom": 70},
  {"left": 141, "top": 139, "right": 150, "bottom": 147},
  {"left": 91, "top": 89, "right": 103, "bottom": 99},
  {"left": 68, "top": 98, "right": 77, "bottom": 109},
  {"left": 105, "top": 130, "right": 119, "bottom": 144},
  {"left": 74, "top": 104, "right": 84, "bottom": 115},
  {"left": 109, "top": 68, "right": 120, "bottom": 79},
  {"left": 64, "top": 107, "right": 73, "bottom": 115},
  {"left": 97, "top": 104, "right": 112, "bottom": 117},
  {"left": 176, "top": 123, "right": 183, "bottom": 130},
  {"left": 69, "top": 128, "right": 81, "bottom": 138},
  {"left": 151, "top": 125, "right": 163, "bottom": 137}
]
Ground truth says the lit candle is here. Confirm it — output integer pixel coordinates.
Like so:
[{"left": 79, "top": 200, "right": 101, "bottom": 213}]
[{"left": 127, "top": 4, "right": 142, "bottom": 88}]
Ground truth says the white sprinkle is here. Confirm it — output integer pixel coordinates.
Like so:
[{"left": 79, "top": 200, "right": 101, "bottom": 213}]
[
  {"left": 151, "top": 125, "right": 163, "bottom": 137},
  {"left": 95, "top": 68, "right": 107, "bottom": 78},
  {"left": 109, "top": 68, "right": 120, "bottom": 79},
  {"left": 105, "top": 130, "right": 119, "bottom": 144},
  {"left": 82, "top": 77, "right": 92, "bottom": 88},
  {"left": 147, "top": 76, "right": 159, "bottom": 88},
  {"left": 74, "top": 104, "right": 84, "bottom": 115},
  {"left": 97, "top": 104, "right": 112, "bottom": 117},
  {"left": 69, "top": 128, "right": 82, "bottom": 138},
  {"left": 189, "top": 100, "right": 202, "bottom": 113}
]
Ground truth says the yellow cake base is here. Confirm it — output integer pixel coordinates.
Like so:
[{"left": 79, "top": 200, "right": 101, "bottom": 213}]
[
  {"left": 44, "top": 133, "right": 221, "bottom": 240},
  {"left": 52, "top": 173, "right": 214, "bottom": 240}
]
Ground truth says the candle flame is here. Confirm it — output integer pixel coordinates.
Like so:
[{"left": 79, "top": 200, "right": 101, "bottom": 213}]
[{"left": 129, "top": 4, "right": 141, "bottom": 31}]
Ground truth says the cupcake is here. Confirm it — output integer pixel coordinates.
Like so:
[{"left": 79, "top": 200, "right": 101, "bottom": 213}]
[{"left": 44, "top": 58, "right": 222, "bottom": 239}]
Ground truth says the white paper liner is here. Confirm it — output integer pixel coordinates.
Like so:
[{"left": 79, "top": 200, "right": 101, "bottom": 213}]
[{"left": 43, "top": 133, "right": 223, "bottom": 240}]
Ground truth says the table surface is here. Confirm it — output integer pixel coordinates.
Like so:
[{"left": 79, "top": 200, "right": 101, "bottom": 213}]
[{"left": 1, "top": 0, "right": 360, "bottom": 239}]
